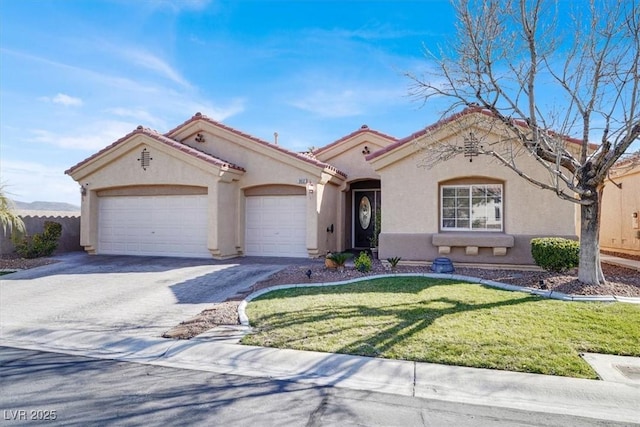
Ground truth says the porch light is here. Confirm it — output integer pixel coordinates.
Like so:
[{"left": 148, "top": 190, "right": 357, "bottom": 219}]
[{"left": 306, "top": 182, "right": 315, "bottom": 194}]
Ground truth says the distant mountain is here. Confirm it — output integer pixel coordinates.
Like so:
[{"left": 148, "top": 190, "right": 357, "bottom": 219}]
[{"left": 13, "top": 200, "right": 80, "bottom": 212}]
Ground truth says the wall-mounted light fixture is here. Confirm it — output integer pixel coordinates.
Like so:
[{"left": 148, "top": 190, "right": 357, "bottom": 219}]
[
  {"left": 80, "top": 185, "right": 87, "bottom": 196},
  {"left": 306, "top": 182, "right": 315, "bottom": 194},
  {"left": 326, "top": 224, "right": 334, "bottom": 233}
]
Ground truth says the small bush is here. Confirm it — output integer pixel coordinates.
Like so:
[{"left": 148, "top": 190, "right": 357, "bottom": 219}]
[
  {"left": 327, "top": 252, "right": 352, "bottom": 267},
  {"left": 387, "top": 256, "right": 401, "bottom": 268},
  {"left": 14, "top": 221, "right": 62, "bottom": 259},
  {"left": 530, "top": 237, "right": 579, "bottom": 272},
  {"left": 354, "top": 251, "right": 372, "bottom": 273}
]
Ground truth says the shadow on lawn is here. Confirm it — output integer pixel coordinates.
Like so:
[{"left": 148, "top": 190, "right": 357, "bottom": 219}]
[{"left": 248, "top": 279, "right": 535, "bottom": 359}]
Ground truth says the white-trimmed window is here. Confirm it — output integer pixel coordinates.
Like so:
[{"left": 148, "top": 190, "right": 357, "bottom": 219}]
[{"left": 441, "top": 184, "right": 503, "bottom": 231}]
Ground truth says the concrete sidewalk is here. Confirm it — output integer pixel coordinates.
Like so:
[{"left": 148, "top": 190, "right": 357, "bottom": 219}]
[
  {"left": 2, "top": 252, "right": 639, "bottom": 424},
  {"left": 601, "top": 254, "right": 640, "bottom": 271},
  {"left": 1, "top": 327, "right": 639, "bottom": 425}
]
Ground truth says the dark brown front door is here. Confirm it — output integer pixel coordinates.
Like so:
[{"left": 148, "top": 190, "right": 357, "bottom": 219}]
[{"left": 353, "top": 190, "right": 380, "bottom": 248}]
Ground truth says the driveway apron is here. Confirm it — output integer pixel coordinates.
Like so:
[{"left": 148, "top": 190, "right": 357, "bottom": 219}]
[{"left": 0, "top": 253, "right": 289, "bottom": 341}]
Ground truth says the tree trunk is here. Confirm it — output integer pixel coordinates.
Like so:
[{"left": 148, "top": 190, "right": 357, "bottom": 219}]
[{"left": 577, "top": 188, "right": 606, "bottom": 285}]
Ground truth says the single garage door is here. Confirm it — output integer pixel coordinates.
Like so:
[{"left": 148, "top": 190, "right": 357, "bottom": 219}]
[
  {"left": 245, "top": 195, "right": 307, "bottom": 257},
  {"left": 98, "top": 195, "right": 210, "bottom": 258}
]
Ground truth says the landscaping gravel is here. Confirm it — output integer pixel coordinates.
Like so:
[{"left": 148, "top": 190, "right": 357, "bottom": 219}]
[
  {"left": 2, "top": 253, "right": 638, "bottom": 340},
  {"left": 165, "top": 258, "right": 639, "bottom": 339},
  {"left": 244, "top": 260, "right": 640, "bottom": 298}
]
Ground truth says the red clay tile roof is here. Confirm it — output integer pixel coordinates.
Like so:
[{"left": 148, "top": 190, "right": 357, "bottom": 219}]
[
  {"left": 166, "top": 113, "right": 347, "bottom": 178},
  {"left": 613, "top": 152, "right": 640, "bottom": 168},
  {"left": 65, "top": 126, "right": 245, "bottom": 175},
  {"left": 365, "top": 107, "right": 597, "bottom": 161},
  {"left": 312, "top": 124, "right": 398, "bottom": 156}
]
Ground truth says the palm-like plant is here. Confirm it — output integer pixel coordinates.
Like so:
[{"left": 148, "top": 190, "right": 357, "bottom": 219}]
[
  {"left": 0, "top": 185, "right": 26, "bottom": 238},
  {"left": 326, "top": 252, "right": 352, "bottom": 268}
]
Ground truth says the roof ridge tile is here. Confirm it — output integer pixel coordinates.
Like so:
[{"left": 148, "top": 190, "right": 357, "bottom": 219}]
[{"left": 165, "top": 113, "right": 347, "bottom": 178}]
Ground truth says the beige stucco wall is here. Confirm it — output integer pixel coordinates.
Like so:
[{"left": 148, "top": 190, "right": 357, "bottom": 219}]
[
  {"left": 601, "top": 164, "right": 640, "bottom": 255},
  {"left": 315, "top": 133, "right": 392, "bottom": 252},
  {"left": 175, "top": 123, "right": 330, "bottom": 190},
  {"left": 70, "top": 126, "right": 346, "bottom": 259},
  {"left": 172, "top": 122, "right": 345, "bottom": 258},
  {"left": 316, "top": 181, "right": 341, "bottom": 255},
  {"left": 315, "top": 133, "right": 391, "bottom": 182},
  {"left": 372, "top": 125, "right": 578, "bottom": 265},
  {"left": 69, "top": 135, "right": 242, "bottom": 258},
  {"left": 1, "top": 215, "right": 82, "bottom": 255}
]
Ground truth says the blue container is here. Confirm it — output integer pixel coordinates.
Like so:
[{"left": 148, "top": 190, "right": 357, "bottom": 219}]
[{"left": 431, "top": 257, "right": 454, "bottom": 273}]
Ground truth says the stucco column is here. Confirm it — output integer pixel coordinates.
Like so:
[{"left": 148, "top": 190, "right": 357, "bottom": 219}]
[
  {"left": 336, "top": 183, "right": 349, "bottom": 252},
  {"left": 214, "top": 178, "right": 240, "bottom": 258},
  {"left": 207, "top": 182, "right": 218, "bottom": 255},
  {"left": 81, "top": 189, "right": 98, "bottom": 254},
  {"left": 306, "top": 185, "right": 319, "bottom": 257}
]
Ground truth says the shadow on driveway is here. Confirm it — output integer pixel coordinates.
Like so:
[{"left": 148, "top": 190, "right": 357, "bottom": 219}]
[
  {"left": 169, "top": 264, "right": 292, "bottom": 304},
  {"left": 5, "top": 252, "right": 315, "bottom": 280}
]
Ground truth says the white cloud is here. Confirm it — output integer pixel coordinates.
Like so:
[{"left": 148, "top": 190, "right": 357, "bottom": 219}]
[
  {"left": 3, "top": 48, "right": 162, "bottom": 94},
  {"left": 53, "top": 93, "right": 83, "bottom": 106},
  {"left": 30, "top": 120, "right": 138, "bottom": 151},
  {"left": 289, "top": 85, "right": 404, "bottom": 118},
  {"left": 0, "top": 159, "right": 80, "bottom": 205},
  {"left": 174, "top": 97, "right": 246, "bottom": 122},
  {"left": 105, "top": 108, "right": 165, "bottom": 127},
  {"left": 39, "top": 93, "right": 83, "bottom": 107},
  {"left": 290, "top": 89, "right": 363, "bottom": 118},
  {"left": 114, "top": 46, "right": 192, "bottom": 89}
]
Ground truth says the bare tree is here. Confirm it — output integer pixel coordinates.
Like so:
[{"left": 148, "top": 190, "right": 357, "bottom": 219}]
[{"left": 407, "top": 0, "right": 640, "bottom": 285}]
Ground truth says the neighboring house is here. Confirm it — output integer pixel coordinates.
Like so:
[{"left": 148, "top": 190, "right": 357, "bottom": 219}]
[
  {"left": 66, "top": 108, "right": 582, "bottom": 264},
  {"left": 600, "top": 154, "right": 640, "bottom": 257}
]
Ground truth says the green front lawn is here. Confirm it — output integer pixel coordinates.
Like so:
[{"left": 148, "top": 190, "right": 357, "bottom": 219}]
[{"left": 243, "top": 277, "right": 640, "bottom": 379}]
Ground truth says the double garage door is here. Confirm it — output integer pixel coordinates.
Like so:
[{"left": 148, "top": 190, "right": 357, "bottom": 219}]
[
  {"left": 98, "top": 195, "right": 307, "bottom": 258},
  {"left": 98, "top": 195, "right": 210, "bottom": 258}
]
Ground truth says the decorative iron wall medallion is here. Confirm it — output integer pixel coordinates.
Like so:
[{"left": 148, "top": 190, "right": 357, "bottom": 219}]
[
  {"left": 137, "top": 148, "right": 153, "bottom": 170},
  {"left": 464, "top": 132, "right": 480, "bottom": 162}
]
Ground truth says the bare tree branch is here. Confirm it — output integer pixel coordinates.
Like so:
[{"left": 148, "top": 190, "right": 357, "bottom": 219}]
[{"left": 409, "top": 0, "right": 640, "bottom": 285}]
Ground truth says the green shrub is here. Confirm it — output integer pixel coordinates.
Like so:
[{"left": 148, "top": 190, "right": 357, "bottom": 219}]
[
  {"left": 327, "top": 252, "right": 352, "bottom": 267},
  {"left": 354, "top": 251, "right": 372, "bottom": 272},
  {"left": 530, "top": 237, "right": 579, "bottom": 272},
  {"left": 14, "top": 221, "right": 62, "bottom": 259},
  {"left": 387, "top": 256, "right": 401, "bottom": 268},
  {"left": 368, "top": 208, "right": 381, "bottom": 248}
]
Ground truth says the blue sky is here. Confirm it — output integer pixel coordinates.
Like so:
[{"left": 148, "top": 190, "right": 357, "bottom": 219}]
[
  {"left": 1, "top": 1, "right": 636, "bottom": 206},
  {"left": 1, "top": 0, "right": 458, "bottom": 205}
]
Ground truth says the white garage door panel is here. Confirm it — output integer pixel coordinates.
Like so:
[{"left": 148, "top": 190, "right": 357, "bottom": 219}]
[
  {"left": 98, "top": 195, "right": 210, "bottom": 258},
  {"left": 245, "top": 196, "right": 307, "bottom": 257}
]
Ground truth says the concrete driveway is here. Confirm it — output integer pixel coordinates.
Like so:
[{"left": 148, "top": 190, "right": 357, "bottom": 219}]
[{"left": 0, "top": 253, "right": 302, "bottom": 342}]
